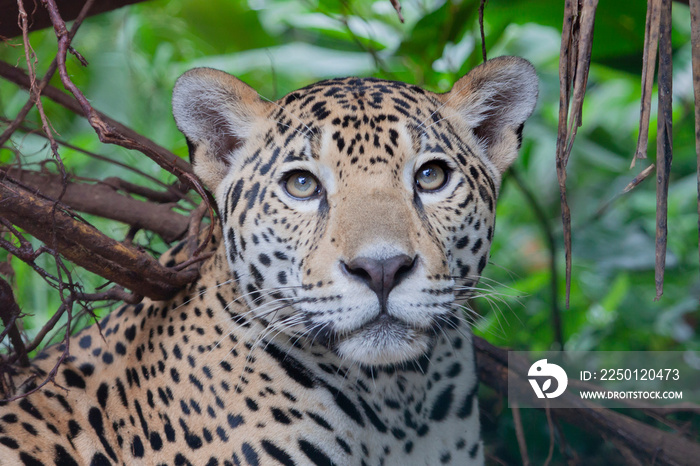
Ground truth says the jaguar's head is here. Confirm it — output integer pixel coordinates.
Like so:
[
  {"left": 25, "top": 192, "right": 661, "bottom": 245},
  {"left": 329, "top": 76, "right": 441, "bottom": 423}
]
[{"left": 173, "top": 57, "right": 537, "bottom": 366}]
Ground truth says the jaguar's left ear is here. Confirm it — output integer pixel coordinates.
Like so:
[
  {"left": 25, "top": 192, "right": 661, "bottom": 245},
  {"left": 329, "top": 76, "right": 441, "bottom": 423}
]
[{"left": 442, "top": 56, "right": 538, "bottom": 174}]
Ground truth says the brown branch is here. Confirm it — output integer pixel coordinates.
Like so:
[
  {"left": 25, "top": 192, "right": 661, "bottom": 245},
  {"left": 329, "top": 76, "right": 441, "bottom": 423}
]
[
  {"left": 632, "top": 0, "right": 661, "bottom": 167},
  {"left": 690, "top": 0, "right": 700, "bottom": 294},
  {"left": 39, "top": 0, "right": 201, "bottom": 194},
  {"left": 20, "top": 303, "right": 68, "bottom": 356},
  {"left": 654, "top": 0, "right": 673, "bottom": 300},
  {"left": 76, "top": 286, "right": 141, "bottom": 305},
  {"left": 624, "top": 163, "right": 656, "bottom": 193},
  {"left": 555, "top": 0, "right": 598, "bottom": 308},
  {"left": 511, "top": 402, "right": 530, "bottom": 466},
  {"left": 103, "top": 177, "right": 187, "bottom": 205},
  {"left": 0, "top": 0, "right": 95, "bottom": 147},
  {"left": 0, "top": 60, "right": 194, "bottom": 182},
  {"left": 1, "top": 300, "right": 73, "bottom": 402},
  {"left": 16, "top": 0, "right": 68, "bottom": 189},
  {"left": 3, "top": 8, "right": 213, "bottom": 249},
  {"left": 479, "top": 0, "right": 487, "bottom": 63},
  {"left": 474, "top": 337, "right": 700, "bottom": 466},
  {"left": 0, "top": 0, "right": 150, "bottom": 38},
  {"left": 575, "top": 164, "right": 656, "bottom": 227},
  {"left": 556, "top": 1, "right": 575, "bottom": 310},
  {"left": 186, "top": 201, "right": 208, "bottom": 257},
  {"left": 0, "top": 277, "right": 29, "bottom": 367},
  {"left": 389, "top": 0, "right": 404, "bottom": 23},
  {"left": 0, "top": 220, "right": 60, "bottom": 285},
  {"left": 0, "top": 177, "right": 199, "bottom": 300},
  {"left": 1, "top": 117, "right": 195, "bottom": 204},
  {"left": 5, "top": 168, "right": 190, "bottom": 242}
]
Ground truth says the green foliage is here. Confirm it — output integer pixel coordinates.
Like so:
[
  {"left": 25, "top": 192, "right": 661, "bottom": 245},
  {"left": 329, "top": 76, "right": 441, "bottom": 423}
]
[{"left": 0, "top": 0, "right": 697, "bottom": 462}]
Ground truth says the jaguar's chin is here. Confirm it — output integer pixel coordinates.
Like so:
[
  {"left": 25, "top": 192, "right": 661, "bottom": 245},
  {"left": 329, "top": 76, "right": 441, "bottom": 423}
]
[{"left": 334, "top": 315, "right": 433, "bottom": 366}]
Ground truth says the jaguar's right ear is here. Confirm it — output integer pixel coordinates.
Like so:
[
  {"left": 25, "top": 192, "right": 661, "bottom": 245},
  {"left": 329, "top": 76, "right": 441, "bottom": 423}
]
[{"left": 172, "top": 68, "right": 270, "bottom": 191}]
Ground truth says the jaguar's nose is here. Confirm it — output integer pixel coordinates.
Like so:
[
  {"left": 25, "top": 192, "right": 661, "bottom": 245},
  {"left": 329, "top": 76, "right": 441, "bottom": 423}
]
[{"left": 341, "top": 254, "right": 417, "bottom": 308}]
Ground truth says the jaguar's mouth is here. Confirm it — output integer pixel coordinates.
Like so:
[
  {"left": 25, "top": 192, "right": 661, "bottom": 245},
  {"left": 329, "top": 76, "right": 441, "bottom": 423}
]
[
  {"left": 361, "top": 313, "right": 410, "bottom": 339},
  {"left": 314, "top": 313, "right": 437, "bottom": 366}
]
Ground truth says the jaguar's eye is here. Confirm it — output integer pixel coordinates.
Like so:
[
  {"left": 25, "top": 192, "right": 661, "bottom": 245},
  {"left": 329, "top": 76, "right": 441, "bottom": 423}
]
[
  {"left": 284, "top": 171, "right": 322, "bottom": 199},
  {"left": 415, "top": 161, "right": 449, "bottom": 192}
]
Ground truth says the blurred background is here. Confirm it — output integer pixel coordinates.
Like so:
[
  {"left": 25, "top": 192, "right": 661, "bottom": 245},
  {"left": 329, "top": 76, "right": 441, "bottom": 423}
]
[{"left": 0, "top": 0, "right": 697, "bottom": 462}]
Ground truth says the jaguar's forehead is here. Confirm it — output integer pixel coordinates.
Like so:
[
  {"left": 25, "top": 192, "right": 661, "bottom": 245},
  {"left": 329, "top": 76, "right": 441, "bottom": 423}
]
[
  {"left": 282, "top": 77, "right": 432, "bottom": 108},
  {"left": 274, "top": 77, "right": 442, "bottom": 127},
  {"left": 264, "top": 77, "right": 461, "bottom": 175}
]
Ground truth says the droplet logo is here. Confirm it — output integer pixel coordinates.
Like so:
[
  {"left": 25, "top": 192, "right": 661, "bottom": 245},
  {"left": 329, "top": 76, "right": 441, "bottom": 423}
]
[{"left": 528, "top": 359, "right": 568, "bottom": 399}]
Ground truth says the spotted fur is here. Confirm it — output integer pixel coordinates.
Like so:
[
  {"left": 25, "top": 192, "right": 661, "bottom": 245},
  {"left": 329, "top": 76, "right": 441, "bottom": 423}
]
[{"left": 0, "top": 56, "right": 537, "bottom": 465}]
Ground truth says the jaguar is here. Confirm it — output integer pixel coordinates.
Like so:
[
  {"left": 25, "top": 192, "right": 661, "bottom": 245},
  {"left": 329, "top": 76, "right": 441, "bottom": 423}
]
[{"left": 0, "top": 55, "right": 537, "bottom": 465}]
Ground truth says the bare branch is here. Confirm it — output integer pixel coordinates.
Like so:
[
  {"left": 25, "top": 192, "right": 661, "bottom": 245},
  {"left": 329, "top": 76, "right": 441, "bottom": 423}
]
[
  {"left": 623, "top": 164, "right": 656, "bottom": 193},
  {"left": 1, "top": 300, "right": 73, "bottom": 403},
  {"left": 389, "top": 0, "right": 403, "bottom": 23},
  {"left": 0, "top": 60, "right": 195, "bottom": 182},
  {"left": 654, "top": 0, "right": 673, "bottom": 300},
  {"left": 0, "top": 218, "right": 61, "bottom": 284},
  {"left": 103, "top": 177, "right": 189, "bottom": 205},
  {"left": 0, "top": 277, "right": 29, "bottom": 367},
  {"left": 6, "top": 168, "right": 190, "bottom": 242},
  {"left": 0, "top": 0, "right": 150, "bottom": 38},
  {"left": 479, "top": 0, "right": 487, "bottom": 63},
  {"left": 0, "top": 176, "right": 198, "bottom": 299},
  {"left": 0, "top": 0, "right": 95, "bottom": 147},
  {"left": 690, "top": 0, "right": 700, "bottom": 296},
  {"left": 632, "top": 0, "right": 661, "bottom": 167},
  {"left": 555, "top": 0, "right": 599, "bottom": 308},
  {"left": 1, "top": 117, "right": 196, "bottom": 204},
  {"left": 511, "top": 402, "right": 530, "bottom": 466}
]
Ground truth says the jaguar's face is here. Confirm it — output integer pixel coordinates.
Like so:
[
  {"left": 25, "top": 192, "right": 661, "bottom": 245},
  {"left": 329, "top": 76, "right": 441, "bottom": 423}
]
[{"left": 173, "top": 57, "right": 537, "bottom": 366}]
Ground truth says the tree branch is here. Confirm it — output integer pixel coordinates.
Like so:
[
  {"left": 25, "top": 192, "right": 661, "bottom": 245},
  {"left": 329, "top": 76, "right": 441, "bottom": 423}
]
[
  {"left": 654, "top": 0, "right": 673, "bottom": 300},
  {"left": 0, "top": 60, "right": 194, "bottom": 182},
  {"left": 0, "top": 277, "right": 29, "bottom": 367},
  {"left": 0, "top": 176, "right": 198, "bottom": 299},
  {"left": 555, "top": 0, "right": 599, "bottom": 308},
  {"left": 0, "top": 0, "right": 95, "bottom": 147},
  {"left": 6, "top": 168, "right": 190, "bottom": 242},
  {"left": 0, "top": 0, "right": 150, "bottom": 38}
]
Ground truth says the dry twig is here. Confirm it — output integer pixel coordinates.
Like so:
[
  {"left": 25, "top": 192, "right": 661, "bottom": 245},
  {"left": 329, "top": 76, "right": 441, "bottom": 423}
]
[
  {"left": 633, "top": 0, "right": 662, "bottom": 168},
  {"left": 0, "top": 61, "right": 195, "bottom": 181},
  {"left": 5, "top": 168, "right": 191, "bottom": 242},
  {"left": 0, "top": 0, "right": 95, "bottom": 147},
  {"left": 0, "top": 177, "right": 199, "bottom": 299},
  {"left": 0, "top": 0, "right": 213, "bottom": 390},
  {"left": 0, "top": 277, "right": 29, "bottom": 367},
  {"left": 555, "top": 0, "right": 598, "bottom": 308},
  {"left": 389, "top": 0, "right": 403, "bottom": 23},
  {"left": 690, "top": 0, "right": 700, "bottom": 287},
  {"left": 624, "top": 163, "right": 657, "bottom": 193},
  {"left": 654, "top": 0, "right": 673, "bottom": 300},
  {"left": 479, "top": 0, "right": 487, "bottom": 63},
  {"left": 511, "top": 402, "right": 530, "bottom": 466},
  {"left": 0, "top": 0, "right": 151, "bottom": 38}
]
